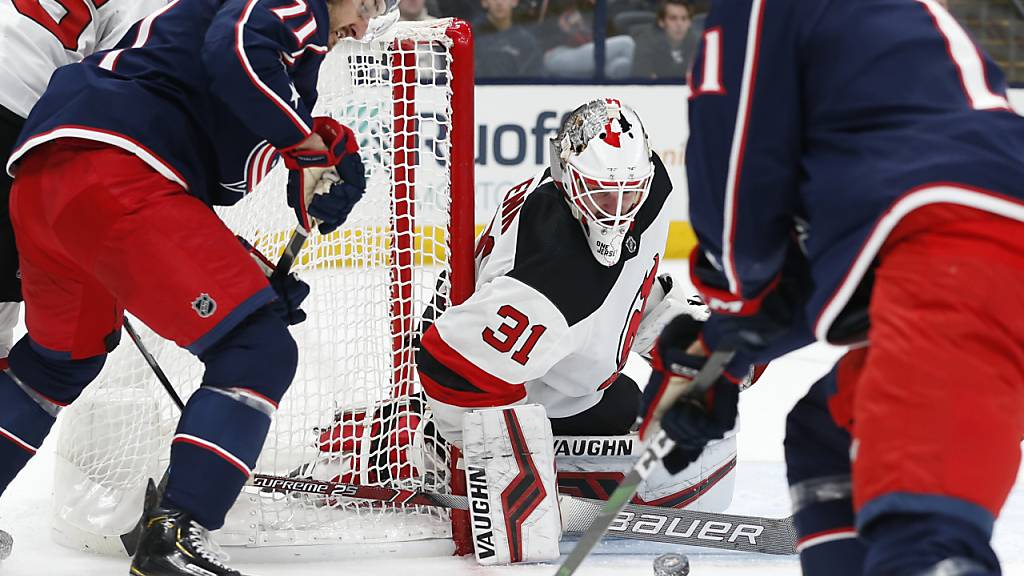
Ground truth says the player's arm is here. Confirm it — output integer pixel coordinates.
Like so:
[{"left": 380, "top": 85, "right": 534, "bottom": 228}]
[
  {"left": 416, "top": 276, "right": 572, "bottom": 446},
  {"left": 686, "top": 1, "right": 805, "bottom": 320},
  {"left": 201, "top": 0, "right": 323, "bottom": 150}
]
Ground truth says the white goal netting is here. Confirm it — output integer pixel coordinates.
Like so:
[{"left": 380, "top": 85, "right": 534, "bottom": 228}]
[{"left": 51, "top": 19, "right": 474, "bottom": 555}]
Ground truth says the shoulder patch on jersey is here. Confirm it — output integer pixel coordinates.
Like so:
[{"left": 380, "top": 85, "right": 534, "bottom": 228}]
[{"left": 507, "top": 158, "right": 672, "bottom": 327}]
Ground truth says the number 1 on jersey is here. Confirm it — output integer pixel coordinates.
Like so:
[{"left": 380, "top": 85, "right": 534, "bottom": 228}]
[{"left": 483, "top": 305, "right": 547, "bottom": 366}]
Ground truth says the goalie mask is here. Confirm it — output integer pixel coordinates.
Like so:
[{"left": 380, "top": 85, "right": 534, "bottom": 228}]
[{"left": 550, "top": 99, "right": 654, "bottom": 267}]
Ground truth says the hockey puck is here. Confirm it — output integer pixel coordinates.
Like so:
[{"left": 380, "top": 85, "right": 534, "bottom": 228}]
[
  {"left": 0, "top": 529, "right": 12, "bottom": 560},
  {"left": 653, "top": 552, "right": 689, "bottom": 576}
]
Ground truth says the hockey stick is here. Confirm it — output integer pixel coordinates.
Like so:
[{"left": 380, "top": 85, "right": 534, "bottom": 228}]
[
  {"left": 247, "top": 472, "right": 796, "bottom": 554},
  {"left": 122, "top": 318, "right": 184, "bottom": 411},
  {"left": 555, "top": 347, "right": 737, "bottom": 575},
  {"left": 118, "top": 225, "right": 310, "bottom": 556}
]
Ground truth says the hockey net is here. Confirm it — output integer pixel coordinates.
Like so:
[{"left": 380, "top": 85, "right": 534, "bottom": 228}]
[{"left": 50, "top": 19, "right": 474, "bottom": 555}]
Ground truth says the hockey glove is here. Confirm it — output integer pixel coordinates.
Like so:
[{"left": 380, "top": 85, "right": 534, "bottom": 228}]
[
  {"left": 639, "top": 314, "right": 739, "bottom": 474},
  {"left": 282, "top": 117, "right": 366, "bottom": 235},
  {"left": 240, "top": 236, "right": 311, "bottom": 325},
  {"left": 691, "top": 239, "right": 811, "bottom": 352}
]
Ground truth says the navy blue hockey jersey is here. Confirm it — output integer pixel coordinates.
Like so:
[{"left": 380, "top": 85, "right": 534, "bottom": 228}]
[
  {"left": 6, "top": 0, "right": 330, "bottom": 205},
  {"left": 687, "top": 0, "right": 1024, "bottom": 362}
]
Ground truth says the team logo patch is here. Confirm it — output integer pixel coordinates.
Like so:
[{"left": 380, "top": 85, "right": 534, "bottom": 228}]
[
  {"left": 625, "top": 236, "right": 638, "bottom": 254},
  {"left": 191, "top": 293, "right": 217, "bottom": 318}
]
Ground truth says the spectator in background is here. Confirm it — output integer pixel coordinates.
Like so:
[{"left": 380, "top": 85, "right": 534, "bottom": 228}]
[
  {"left": 436, "top": 0, "right": 483, "bottom": 27},
  {"left": 474, "top": 0, "right": 543, "bottom": 77},
  {"left": 631, "top": 0, "right": 693, "bottom": 80},
  {"left": 400, "top": 0, "right": 438, "bottom": 20},
  {"left": 541, "top": 0, "right": 635, "bottom": 78}
]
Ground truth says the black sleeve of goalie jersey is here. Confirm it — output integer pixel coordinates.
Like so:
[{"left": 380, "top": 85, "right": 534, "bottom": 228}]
[{"left": 507, "top": 153, "right": 673, "bottom": 327}]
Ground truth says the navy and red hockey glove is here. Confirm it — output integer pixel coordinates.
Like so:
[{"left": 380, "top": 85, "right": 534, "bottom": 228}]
[
  {"left": 638, "top": 314, "right": 740, "bottom": 474},
  {"left": 239, "top": 236, "right": 311, "bottom": 325},
  {"left": 282, "top": 117, "right": 366, "bottom": 235}
]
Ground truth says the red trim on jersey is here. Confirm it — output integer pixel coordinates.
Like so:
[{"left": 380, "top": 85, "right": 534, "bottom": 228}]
[
  {"left": 10, "top": 125, "right": 189, "bottom": 187},
  {"left": 419, "top": 372, "right": 527, "bottom": 407},
  {"left": 0, "top": 426, "right": 37, "bottom": 455},
  {"left": 234, "top": 0, "right": 312, "bottom": 138},
  {"left": 689, "top": 249, "right": 779, "bottom": 317},
  {"left": 796, "top": 526, "right": 858, "bottom": 552},
  {"left": 721, "top": 0, "right": 767, "bottom": 296},
  {"left": 173, "top": 434, "right": 252, "bottom": 476},
  {"left": 230, "top": 387, "right": 280, "bottom": 410}
]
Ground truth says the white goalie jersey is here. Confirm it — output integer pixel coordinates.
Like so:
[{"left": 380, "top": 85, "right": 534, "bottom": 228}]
[
  {"left": 417, "top": 152, "right": 674, "bottom": 442},
  {"left": 0, "top": 0, "right": 166, "bottom": 118}
]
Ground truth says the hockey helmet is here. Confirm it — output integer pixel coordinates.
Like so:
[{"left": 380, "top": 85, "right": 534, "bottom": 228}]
[
  {"left": 362, "top": 0, "right": 401, "bottom": 41},
  {"left": 550, "top": 99, "right": 654, "bottom": 267}
]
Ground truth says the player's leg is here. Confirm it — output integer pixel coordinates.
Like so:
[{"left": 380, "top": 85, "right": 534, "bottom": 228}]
[
  {"left": 784, "top": 351, "right": 866, "bottom": 576},
  {"left": 73, "top": 150, "right": 294, "bottom": 576},
  {"left": 549, "top": 373, "right": 737, "bottom": 511},
  {"left": 0, "top": 142, "right": 123, "bottom": 499},
  {"left": 549, "top": 372, "right": 640, "bottom": 436},
  {"left": 853, "top": 206, "right": 1024, "bottom": 575},
  {"left": 11, "top": 141, "right": 288, "bottom": 574}
]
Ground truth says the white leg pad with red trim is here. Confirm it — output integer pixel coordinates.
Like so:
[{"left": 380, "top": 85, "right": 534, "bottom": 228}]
[
  {"left": 555, "top": 433, "right": 737, "bottom": 511},
  {"left": 462, "top": 404, "right": 561, "bottom": 565}
]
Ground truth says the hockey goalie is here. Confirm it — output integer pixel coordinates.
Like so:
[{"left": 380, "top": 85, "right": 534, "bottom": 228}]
[{"left": 414, "top": 99, "right": 739, "bottom": 564}]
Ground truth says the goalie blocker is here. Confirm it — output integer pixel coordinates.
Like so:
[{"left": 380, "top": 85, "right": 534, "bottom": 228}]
[{"left": 462, "top": 404, "right": 561, "bottom": 565}]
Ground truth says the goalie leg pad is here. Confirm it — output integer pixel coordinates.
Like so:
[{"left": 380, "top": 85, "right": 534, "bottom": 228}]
[
  {"left": 554, "top": 432, "right": 736, "bottom": 511},
  {"left": 462, "top": 404, "right": 561, "bottom": 565},
  {"left": 0, "top": 336, "right": 106, "bottom": 495},
  {"left": 164, "top": 307, "right": 296, "bottom": 529}
]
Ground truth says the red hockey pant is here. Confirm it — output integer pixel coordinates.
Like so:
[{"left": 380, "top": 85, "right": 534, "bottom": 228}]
[
  {"left": 829, "top": 204, "right": 1024, "bottom": 533},
  {"left": 9, "top": 140, "right": 272, "bottom": 358}
]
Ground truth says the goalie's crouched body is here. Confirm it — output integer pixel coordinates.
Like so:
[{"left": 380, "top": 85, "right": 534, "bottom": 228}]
[{"left": 409, "top": 99, "right": 740, "bottom": 564}]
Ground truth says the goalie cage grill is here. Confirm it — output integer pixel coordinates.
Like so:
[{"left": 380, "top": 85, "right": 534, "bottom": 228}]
[{"left": 50, "top": 19, "right": 475, "bottom": 557}]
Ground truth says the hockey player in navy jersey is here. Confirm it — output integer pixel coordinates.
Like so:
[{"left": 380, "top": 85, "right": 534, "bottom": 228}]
[
  {"left": 0, "top": 0, "right": 395, "bottom": 573},
  {"left": 638, "top": 1, "right": 1024, "bottom": 575},
  {"left": 0, "top": 0, "right": 170, "bottom": 560},
  {"left": 413, "top": 99, "right": 739, "bottom": 564}
]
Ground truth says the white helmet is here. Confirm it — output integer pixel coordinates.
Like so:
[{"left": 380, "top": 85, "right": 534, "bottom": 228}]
[
  {"left": 361, "top": 0, "right": 401, "bottom": 42},
  {"left": 550, "top": 99, "right": 654, "bottom": 267}
]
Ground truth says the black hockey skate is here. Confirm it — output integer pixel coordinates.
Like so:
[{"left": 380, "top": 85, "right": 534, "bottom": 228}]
[{"left": 129, "top": 507, "right": 244, "bottom": 576}]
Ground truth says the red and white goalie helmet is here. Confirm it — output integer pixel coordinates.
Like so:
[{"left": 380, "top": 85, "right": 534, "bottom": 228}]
[{"left": 550, "top": 98, "right": 654, "bottom": 266}]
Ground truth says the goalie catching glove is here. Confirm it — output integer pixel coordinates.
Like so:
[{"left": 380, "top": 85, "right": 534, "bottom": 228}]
[
  {"left": 462, "top": 404, "right": 561, "bottom": 565},
  {"left": 239, "top": 236, "right": 310, "bottom": 325},
  {"left": 639, "top": 313, "right": 739, "bottom": 474},
  {"left": 281, "top": 117, "right": 366, "bottom": 234},
  {"left": 633, "top": 273, "right": 709, "bottom": 359}
]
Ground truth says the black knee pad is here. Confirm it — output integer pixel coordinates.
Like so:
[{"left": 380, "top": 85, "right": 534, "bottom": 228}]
[
  {"left": 8, "top": 337, "right": 106, "bottom": 405},
  {"left": 198, "top": 306, "right": 297, "bottom": 404}
]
